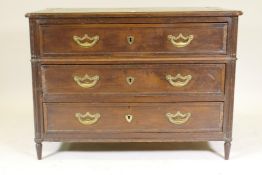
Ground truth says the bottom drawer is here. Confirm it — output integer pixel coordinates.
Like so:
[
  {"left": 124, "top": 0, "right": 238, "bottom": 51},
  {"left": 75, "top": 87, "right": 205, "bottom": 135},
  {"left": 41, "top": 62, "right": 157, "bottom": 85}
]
[{"left": 43, "top": 102, "right": 223, "bottom": 134}]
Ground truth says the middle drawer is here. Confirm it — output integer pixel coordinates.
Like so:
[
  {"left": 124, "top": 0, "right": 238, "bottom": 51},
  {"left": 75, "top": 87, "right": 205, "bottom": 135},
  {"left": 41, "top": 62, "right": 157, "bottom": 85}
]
[
  {"left": 42, "top": 64, "right": 225, "bottom": 96},
  {"left": 41, "top": 64, "right": 225, "bottom": 97}
]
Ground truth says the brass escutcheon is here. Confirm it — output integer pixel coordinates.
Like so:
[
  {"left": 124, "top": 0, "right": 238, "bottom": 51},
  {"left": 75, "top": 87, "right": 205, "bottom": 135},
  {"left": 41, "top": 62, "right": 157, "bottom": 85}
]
[
  {"left": 127, "top": 35, "right": 135, "bottom": 45},
  {"left": 126, "top": 76, "right": 135, "bottom": 85},
  {"left": 125, "top": 114, "right": 133, "bottom": 123}
]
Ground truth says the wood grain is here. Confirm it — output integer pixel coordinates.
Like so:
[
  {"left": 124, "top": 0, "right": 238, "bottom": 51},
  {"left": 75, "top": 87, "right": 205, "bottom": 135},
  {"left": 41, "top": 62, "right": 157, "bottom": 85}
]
[
  {"left": 43, "top": 102, "right": 223, "bottom": 134},
  {"left": 26, "top": 8, "right": 242, "bottom": 159},
  {"left": 39, "top": 23, "right": 227, "bottom": 56},
  {"left": 41, "top": 64, "right": 225, "bottom": 98}
]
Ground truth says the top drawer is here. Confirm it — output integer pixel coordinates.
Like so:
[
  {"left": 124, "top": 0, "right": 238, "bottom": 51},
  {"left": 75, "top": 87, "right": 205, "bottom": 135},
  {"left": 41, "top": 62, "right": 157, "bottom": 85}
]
[{"left": 39, "top": 23, "right": 227, "bottom": 56}]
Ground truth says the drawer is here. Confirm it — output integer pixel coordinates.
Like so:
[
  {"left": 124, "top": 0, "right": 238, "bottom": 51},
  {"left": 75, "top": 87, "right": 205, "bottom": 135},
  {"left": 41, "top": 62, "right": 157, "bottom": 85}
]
[
  {"left": 41, "top": 64, "right": 225, "bottom": 96},
  {"left": 44, "top": 102, "right": 223, "bottom": 133},
  {"left": 39, "top": 23, "right": 227, "bottom": 56}
]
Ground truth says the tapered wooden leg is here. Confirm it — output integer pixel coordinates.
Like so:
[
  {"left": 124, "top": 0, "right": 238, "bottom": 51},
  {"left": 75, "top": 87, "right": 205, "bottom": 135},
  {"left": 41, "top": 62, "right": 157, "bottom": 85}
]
[
  {"left": 224, "top": 141, "right": 231, "bottom": 160},
  {"left": 36, "top": 142, "right": 42, "bottom": 160}
]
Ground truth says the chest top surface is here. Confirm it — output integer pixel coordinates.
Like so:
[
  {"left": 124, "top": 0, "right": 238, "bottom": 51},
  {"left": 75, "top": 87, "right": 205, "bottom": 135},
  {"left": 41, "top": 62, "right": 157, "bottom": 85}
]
[{"left": 25, "top": 7, "right": 242, "bottom": 18}]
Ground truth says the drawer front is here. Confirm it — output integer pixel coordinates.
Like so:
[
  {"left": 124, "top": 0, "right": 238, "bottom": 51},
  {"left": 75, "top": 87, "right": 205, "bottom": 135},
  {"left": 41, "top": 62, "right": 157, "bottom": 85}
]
[
  {"left": 44, "top": 102, "right": 223, "bottom": 133},
  {"left": 40, "top": 23, "right": 227, "bottom": 56},
  {"left": 41, "top": 64, "right": 225, "bottom": 96}
]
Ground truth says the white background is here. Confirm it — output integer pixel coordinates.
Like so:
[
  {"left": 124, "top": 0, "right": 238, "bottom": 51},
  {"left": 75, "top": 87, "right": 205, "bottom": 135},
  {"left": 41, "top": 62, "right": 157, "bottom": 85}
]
[{"left": 0, "top": 0, "right": 262, "bottom": 175}]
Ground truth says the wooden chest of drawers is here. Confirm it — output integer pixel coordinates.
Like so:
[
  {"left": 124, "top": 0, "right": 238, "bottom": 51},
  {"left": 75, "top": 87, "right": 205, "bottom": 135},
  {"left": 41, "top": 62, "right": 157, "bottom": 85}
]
[{"left": 26, "top": 8, "right": 242, "bottom": 160}]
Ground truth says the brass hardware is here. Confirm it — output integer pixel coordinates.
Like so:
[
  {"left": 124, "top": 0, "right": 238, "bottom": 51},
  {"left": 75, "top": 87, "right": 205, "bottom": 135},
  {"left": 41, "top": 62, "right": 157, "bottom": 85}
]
[
  {"left": 73, "top": 34, "right": 99, "bottom": 48},
  {"left": 126, "top": 76, "right": 135, "bottom": 85},
  {"left": 125, "top": 114, "right": 133, "bottom": 123},
  {"left": 75, "top": 112, "right": 101, "bottom": 125},
  {"left": 167, "top": 33, "right": 194, "bottom": 48},
  {"left": 166, "top": 111, "right": 191, "bottom": 125},
  {"left": 73, "top": 74, "right": 99, "bottom": 88},
  {"left": 166, "top": 74, "right": 192, "bottom": 87},
  {"left": 127, "top": 36, "right": 135, "bottom": 45}
]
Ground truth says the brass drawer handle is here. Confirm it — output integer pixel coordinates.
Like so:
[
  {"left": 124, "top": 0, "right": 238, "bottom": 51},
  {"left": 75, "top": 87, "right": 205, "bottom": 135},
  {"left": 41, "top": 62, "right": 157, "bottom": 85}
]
[
  {"left": 74, "top": 74, "right": 99, "bottom": 88},
  {"left": 167, "top": 33, "right": 194, "bottom": 48},
  {"left": 73, "top": 34, "right": 99, "bottom": 48},
  {"left": 166, "top": 111, "right": 191, "bottom": 125},
  {"left": 75, "top": 112, "right": 100, "bottom": 125},
  {"left": 166, "top": 74, "right": 192, "bottom": 87}
]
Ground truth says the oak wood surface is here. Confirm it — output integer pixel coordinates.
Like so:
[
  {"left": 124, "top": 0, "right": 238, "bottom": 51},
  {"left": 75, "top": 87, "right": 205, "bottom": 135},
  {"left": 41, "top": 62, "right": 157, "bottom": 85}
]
[
  {"left": 39, "top": 23, "right": 227, "bottom": 56},
  {"left": 41, "top": 64, "right": 225, "bottom": 97},
  {"left": 26, "top": 8, "right": 242, "bottom": 159},
  {"left": 44, "top": 102, "right": 223, "bottom": 134}
]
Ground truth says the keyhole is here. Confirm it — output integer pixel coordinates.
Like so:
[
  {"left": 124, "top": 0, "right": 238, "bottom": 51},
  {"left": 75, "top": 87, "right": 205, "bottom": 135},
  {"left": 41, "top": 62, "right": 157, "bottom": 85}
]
[
  {"left": 125, "top": 114, "right": 133, "bottom": 123},
  {"left": 127, "top": 36, "right": 134, "bottom": 45},
  {"left": 126, "top": 76, "right": 135, "bottom": 85}
]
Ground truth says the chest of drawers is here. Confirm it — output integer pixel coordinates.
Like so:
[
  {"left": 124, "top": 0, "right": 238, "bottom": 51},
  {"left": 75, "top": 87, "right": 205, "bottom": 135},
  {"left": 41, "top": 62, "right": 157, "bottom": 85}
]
[{"left": 26, "top": 8, "right": 242, "bottom": 160}]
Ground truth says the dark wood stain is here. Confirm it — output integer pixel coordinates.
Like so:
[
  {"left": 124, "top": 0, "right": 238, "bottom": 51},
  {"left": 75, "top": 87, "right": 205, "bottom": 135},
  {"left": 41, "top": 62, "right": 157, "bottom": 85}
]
[
  {"left": 41, "top": 64, "right": 225, "bottom": 97},
  {"left": 26, "top": 8, "right": 242, "bottom": 160},
  {"left": 39, "top": 23, "right": 227, "bottom": 56},
  {"left": 44, "top": 102, "right": 223, "bottom": 133}
]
